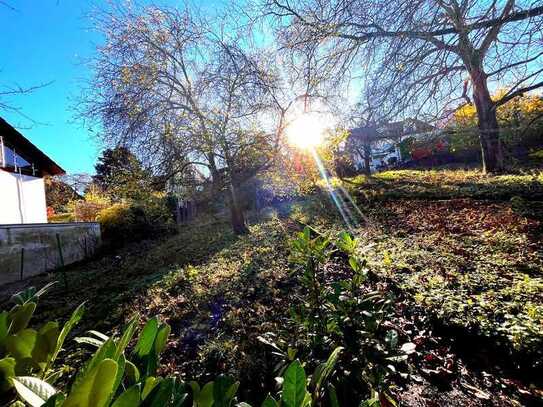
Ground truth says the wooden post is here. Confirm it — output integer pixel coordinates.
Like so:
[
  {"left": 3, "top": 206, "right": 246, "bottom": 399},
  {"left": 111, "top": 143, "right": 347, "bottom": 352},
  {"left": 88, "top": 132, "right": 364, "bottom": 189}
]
[
  {"left": 19, "top": 248, "right": 24, "bottom": 281},
  {"left": 55, "top": 233, "right": 68, "bottom": 290}
]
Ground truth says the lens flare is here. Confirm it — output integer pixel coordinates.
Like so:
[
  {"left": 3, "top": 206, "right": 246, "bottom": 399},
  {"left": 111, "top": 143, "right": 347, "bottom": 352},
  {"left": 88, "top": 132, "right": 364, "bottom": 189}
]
[{"left": 286, "top": 112, "right": 327, "bottom": 149}]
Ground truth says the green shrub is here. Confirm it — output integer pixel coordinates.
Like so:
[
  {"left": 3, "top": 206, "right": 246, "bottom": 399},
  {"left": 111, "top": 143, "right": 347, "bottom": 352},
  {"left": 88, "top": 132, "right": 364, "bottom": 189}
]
[
  {"left": 48, "top": 213, "right": 75, "bottom": 223},
  {"left": 287, "top": 227, "right": 410, "bottom": 405},
  {"left": 97, "top": 195, "right": 175, "bottom": 245},
  {"left": 1, "top": 283, "right": 346, "bottom": 407}
]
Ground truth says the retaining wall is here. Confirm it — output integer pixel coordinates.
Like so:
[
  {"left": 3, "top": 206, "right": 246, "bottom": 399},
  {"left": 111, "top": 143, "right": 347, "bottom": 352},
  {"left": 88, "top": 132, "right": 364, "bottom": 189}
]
[{"left": 0, "top": 222, "right": 101, "bottom": 285}]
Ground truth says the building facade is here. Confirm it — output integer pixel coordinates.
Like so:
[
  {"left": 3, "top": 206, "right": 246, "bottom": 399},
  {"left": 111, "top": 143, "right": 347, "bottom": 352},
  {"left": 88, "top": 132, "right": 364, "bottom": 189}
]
[
  {"left": 346, "top": 119, "right": 436, "bottom": 173},
  {"left": 0, "top": 118, "right": 65, "bottom": 224}
]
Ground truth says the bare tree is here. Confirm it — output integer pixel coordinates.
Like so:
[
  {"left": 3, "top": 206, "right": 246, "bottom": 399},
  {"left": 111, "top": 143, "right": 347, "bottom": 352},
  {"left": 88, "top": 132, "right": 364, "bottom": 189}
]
[
  {"left": 266, "top": 0, "right": 543, "bottom": 172},
  {"left": 81, "top": 3, "right": 286, "bottom": 234},
  {"left": 0, "top": 81, "right": 53, "bottom": 122}
]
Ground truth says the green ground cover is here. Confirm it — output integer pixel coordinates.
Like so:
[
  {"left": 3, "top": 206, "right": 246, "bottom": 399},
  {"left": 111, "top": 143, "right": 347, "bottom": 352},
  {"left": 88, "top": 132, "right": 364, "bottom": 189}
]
[
  {"left": 346, "top": 169, "right": 543, "bottom": 201},
  {"left": 1, "top": 169, "right": 542, "bottom": 405}
]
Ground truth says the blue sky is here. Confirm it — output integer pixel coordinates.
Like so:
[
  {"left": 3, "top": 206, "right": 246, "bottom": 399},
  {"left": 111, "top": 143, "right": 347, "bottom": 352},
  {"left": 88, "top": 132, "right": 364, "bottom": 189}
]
[
  {"left": 0, "top": 0, "right": 102, "bottom": 174},
  {"left": 0, "top": 0, "right": 231, "bottom": 175}
]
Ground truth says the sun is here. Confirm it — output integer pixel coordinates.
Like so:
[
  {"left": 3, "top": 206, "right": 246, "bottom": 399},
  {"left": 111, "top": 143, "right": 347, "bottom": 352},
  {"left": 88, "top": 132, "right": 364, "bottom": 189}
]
[{"left": 286, "top": 112, "right": 328, "bottom": 149}]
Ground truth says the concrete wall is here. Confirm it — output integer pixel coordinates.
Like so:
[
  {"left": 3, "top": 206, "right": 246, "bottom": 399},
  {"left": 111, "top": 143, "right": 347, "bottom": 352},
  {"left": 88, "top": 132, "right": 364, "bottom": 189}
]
[
  {"left": 0, "top": 223, "right": 101, "bottom": 285},
  {"left": 0, "top": 170, "right": 47, "bottom": 224}
]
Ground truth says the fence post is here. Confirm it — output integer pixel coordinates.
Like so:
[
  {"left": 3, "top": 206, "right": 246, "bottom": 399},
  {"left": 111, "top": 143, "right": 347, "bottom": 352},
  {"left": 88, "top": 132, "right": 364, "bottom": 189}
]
[
  {"left": 55, "top": 233, "right": 68, "bottom": 290},
  {"left": 19, "top": 248, "right": 24, "bottom": 281}
]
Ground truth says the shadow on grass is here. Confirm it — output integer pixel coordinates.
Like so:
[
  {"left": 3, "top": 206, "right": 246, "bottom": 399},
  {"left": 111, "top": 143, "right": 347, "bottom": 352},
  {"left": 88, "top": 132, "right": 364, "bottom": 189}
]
[
  {"left": 347, "top": 170, "right": 543, "bottom": 201},
  {"left": 0, "top": 220, "right": 238, "bottom": 335}
]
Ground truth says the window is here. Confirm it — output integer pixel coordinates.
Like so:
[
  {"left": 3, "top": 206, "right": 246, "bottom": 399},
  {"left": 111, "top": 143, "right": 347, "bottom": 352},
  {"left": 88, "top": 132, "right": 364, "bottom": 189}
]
[{"left": 0, "top": 137, "right": 37, "bottom": 176}]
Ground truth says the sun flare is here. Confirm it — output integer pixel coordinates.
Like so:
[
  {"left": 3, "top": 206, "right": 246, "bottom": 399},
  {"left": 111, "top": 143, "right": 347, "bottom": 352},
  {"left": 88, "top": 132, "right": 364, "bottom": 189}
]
[{"left": 286, "top": 112, "right": 329, "bottom": 149}]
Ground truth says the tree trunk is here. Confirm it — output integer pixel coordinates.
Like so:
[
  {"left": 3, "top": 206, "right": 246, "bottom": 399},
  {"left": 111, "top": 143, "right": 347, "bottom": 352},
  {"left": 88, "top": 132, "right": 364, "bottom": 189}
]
[
  {"left": 470, "top": 68, "right": 504, "bottom": 173},
  {"left": 208, "top": 154, "right": 221, "bottom": 196},
  {"left": 228, "top": 181, "right": 249, "bottom": 235},
  {"left": 363, "top": 142, "right": 371, "bottom": 175}
]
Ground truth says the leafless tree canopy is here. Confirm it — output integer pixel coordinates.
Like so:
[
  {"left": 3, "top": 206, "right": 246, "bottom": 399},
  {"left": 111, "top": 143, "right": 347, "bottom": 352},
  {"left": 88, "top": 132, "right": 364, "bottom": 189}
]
[
  {"left": 266, "top": 0, "right": 543, "bottom": 172},
  {"left": 81, "top": 3, "right": 290, "bottom": 233}
]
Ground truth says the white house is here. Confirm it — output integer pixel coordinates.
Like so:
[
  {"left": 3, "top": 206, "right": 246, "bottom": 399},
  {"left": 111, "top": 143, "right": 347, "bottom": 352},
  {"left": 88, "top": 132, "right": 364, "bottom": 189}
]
[
  {"left": 0, "top": 118, "right": 65, "bottom": 224},
  {"left": 347, "top": 119, "right": 436, "bottom": 173}
]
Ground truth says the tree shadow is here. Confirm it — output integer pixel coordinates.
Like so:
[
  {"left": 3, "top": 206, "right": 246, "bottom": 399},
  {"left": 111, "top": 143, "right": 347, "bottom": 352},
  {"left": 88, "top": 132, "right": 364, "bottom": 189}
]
[{"left": 0, "top": 220, "right": 239, "bottom": 335}]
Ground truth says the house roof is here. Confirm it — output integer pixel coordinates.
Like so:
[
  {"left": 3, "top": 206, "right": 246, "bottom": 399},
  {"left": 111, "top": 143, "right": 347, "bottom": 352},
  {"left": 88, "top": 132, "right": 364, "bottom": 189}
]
[
  {"left": 0, "top": 117, "right": 65, "bottom": 176},
  {"left": 382, "top": 119, "right": 435, "bottom": 136}
]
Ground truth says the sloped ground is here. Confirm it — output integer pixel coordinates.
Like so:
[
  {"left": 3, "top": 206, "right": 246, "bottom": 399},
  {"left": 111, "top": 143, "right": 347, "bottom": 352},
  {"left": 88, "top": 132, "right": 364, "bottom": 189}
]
[
  {"left": 1, "top": 169, "right": 542, "bottom": 405},
  {"left": 342, "top": 171, "right": 543, "bottom": 361},
  {"left": 348, "top": 169, "right": 543, "bottom": 201},
  {"left": 358, "top": 198, "right": 543, "bottom": 404}
]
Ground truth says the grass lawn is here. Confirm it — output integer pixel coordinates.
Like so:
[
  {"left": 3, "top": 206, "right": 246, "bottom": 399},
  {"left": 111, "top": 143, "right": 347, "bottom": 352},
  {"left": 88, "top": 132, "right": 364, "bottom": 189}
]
[
  {"left": 331, "top": 170, "right": 543, "bottom": 358},
  {"left": 1, "top": 169, "right": 542, "bottom": 405},
  {"left": 346, "top": 169, "right": 543, "bottom": 201}
]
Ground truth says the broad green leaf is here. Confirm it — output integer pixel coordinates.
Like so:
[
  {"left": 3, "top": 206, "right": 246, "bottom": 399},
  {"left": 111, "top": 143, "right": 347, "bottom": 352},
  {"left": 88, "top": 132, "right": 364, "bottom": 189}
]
[
  {"left": 6, "top": 329, "right": 38, "bottom": 361},
  {"left": 0, "top": 311, "right": 10, "bottom": 347},
  {"left": 114, "top": 314, "right": 139, "bottom": 359},
  {"left": 9, "top": 303, "right": 36, "bottom": 334},
  {"left": 287, "top": 347, "right": 297, "bottom": 361},
  {"left": 134, "top": 317, "right": 158, "bottom": 359},
  {"left": 124, "top": 360, "right": 140, "bottom": 385},
  {"left": 315, "top": 347, "right": 343, "bottom": 394},
  {"left": 51, "top": 303, "right": 85, "bottom": 365},
  {"left": 261, "top": 394, "right": 279, "bottom": 407},
  {"left": 70, "top": 338, "right": 115, "bottom": 392},
  {"left": 89, "top": 359, "right": 120, "bottom": 407},
  {"left": 74, "top": 336, "right": 104, "bottom": 348},
  {"left": 153, "top": 323, "right": 171, "bottom": 355},
  {"left": 0, "top": 357, "right": 16, "bottom": 391},
  {"left": 11, "top": 282, "right": 57, "bottom": 307},
  {"left": 105, "top": 354, "right": 126, "bottom": 406},
  {"left": 189, "top": 380, "right": 200, "bottom": 398},
  {"left": 281, "top": 360, "right": 307, "bottom": 407},
  {"left": 111, "top": 384, "right": 141, "bottom": 407},
  {"left": 142, "top": 377, "right": 175, "bottom": 406},
  {"left": 359, "top": 398, "right": 380, "bottom": 407},
  {"left": 213, "top": 375, "right": 238, "bottom": 407},
  {"left": 87, "top": 330, "right": 109, "bottom": 341},
  {"left": 10, "top": 287, "right": 37, "bottom": 306},
  {"left": 303, "top": 227, "right": 310, "bottom": 240},
  {"left": 33, "top": 282, "right": 58, "bottom": 302},
  {"left": 32, "top": 322, "right": 60, "bottom": 371},
  {"left": 169, "top": 378, "right": 188, "bottom": 407},
  {"left": 133, "top": 317, "right": 162, "bottom": 377},
  {"left": 349, "top": 257, "right": 361, "bottom": 272},
  {"left": 142, "top": 376, "right": 162, "bottom": 400},
  {"left": 302, "top": 392, "right": 312, "bottom": 407},
  {"left": 64, "top": 358, "right": 118, "bottom": 407},
  {"left": 309, "top": 364, "right": 323, "bottom": 391},
  {"left": 12, "top": 376, "right": 57, "bottom": 407},
  {"left": 236, "top": 403, "right": 252, "bottom": 407},
  {"left": 42, "top": 393, "right": 66, "bottom": 407},
  {"left": 195, "top": 381, "right": 214, "bottom": 407},
  {"left": 328, "top": 383, "right": 339, "bottom": 407}
]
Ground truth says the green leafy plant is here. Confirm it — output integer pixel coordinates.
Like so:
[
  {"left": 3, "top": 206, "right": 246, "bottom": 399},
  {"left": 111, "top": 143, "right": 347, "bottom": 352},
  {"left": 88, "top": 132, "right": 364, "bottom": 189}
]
[
  {"left": 2, "top": 281, "right": 350, "bottom": 407},
  {"left": 0, "top": 282, "right": 83, "bottom": 396},
  {"left": 289, "top": 227, "right": 332, "bottom": 342},
  {"left": 288, "top": 228, "right": 408, "bottom": 405},
  {"left": 15, "top": 314, "right": 186, "bottom": 407},
  {"left": 258, "top": 346, "right": 344, "bottom": 407}
]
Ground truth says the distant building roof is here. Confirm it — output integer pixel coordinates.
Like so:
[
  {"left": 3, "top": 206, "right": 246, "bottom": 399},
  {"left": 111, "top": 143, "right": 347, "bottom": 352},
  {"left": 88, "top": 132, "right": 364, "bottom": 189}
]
[
  {"left": 379, "top": 119, "right": 435, "bottom": 138},
  {"left": 0, "top": 117, "right": 65, "bottom": 176}
]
